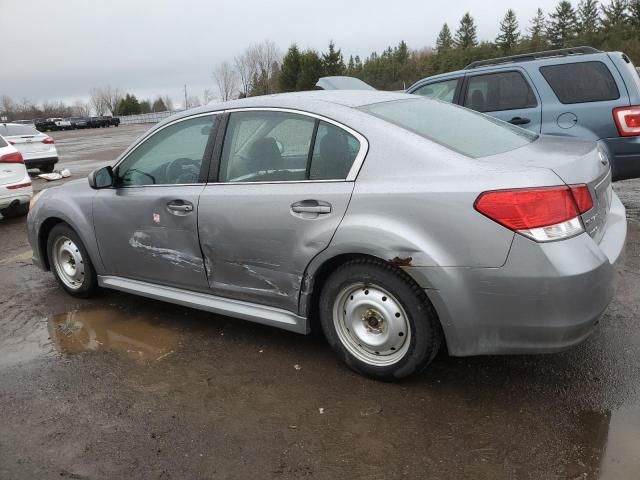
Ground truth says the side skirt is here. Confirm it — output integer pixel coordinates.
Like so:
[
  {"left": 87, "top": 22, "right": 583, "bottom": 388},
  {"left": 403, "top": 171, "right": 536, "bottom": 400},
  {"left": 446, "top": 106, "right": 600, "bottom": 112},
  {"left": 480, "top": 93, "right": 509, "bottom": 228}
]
[{"left": 98, "top": 276, "right": 309, "bottom": 334}]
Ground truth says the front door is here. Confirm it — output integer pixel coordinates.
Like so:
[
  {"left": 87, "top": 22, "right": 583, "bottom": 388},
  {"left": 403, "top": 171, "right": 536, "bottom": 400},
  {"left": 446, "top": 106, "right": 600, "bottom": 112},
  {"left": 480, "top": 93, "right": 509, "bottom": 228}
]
[
  {"left": 94, "top": 113, "right": 217, "bottom": 291},
  {"left": 198, "top": 109, "right": 366, "bottom": 312}
]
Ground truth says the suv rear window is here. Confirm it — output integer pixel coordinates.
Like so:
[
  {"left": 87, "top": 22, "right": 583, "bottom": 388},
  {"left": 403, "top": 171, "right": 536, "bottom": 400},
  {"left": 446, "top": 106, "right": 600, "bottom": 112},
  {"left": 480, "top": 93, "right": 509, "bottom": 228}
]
[
  {"left": 361, "top": 98, "right": 537, "bottom": 158},
  {"left": 540, "top": 61, "right": 620, "bottom": 104}
]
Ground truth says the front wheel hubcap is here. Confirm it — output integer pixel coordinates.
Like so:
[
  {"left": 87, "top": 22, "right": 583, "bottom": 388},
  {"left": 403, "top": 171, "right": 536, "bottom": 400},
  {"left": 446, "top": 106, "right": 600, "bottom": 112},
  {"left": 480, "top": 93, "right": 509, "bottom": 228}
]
[
  {"left": 333, "top": 283, "right": 411, "bottom": 366},
  {"left": 52, "top": 236, "right": 85, "bottom": 290}
]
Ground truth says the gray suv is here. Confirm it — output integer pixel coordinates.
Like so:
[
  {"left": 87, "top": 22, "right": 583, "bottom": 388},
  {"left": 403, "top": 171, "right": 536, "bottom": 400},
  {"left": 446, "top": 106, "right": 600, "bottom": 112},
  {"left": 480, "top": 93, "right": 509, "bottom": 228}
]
[{"left": 407, "top": 47, "right": 640, "bottom": 181}]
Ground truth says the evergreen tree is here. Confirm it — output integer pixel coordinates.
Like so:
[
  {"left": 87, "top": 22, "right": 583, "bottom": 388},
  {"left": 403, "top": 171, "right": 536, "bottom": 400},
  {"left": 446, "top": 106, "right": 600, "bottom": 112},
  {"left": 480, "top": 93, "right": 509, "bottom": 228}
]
[
  {"left": 279, "top": 44, "right": 302, "bottom": 92},
  {"left": 547, "top": 1, "right": 578, "bottom": 47},
  {"left": 139, "top": 100, "right": 151, "bottom": 114},
  {"left": 529, "top": 8, "right": 547, "bottom": 39},
  {"left": 435, "top": 23, "right": 453, "bottom": 52},
  {"left": 455, "top": 13, "right": 478, "bottom": 49},
  {"left": 577, "top": 0, "right": 601, "bottom": 34},
  {"left": 394, "top": 41, "right": 409, "bottom": 63},
  {"left": 601, "top": 0, "right": 629, "bottom": 31},
  {"left": 117, "top": 94, "right": 141, "bottom": 116},
  {"left": 321, "top": 41, "right": 345, "bottom": 76},
  {"left": 496, "top": 9, "right": 521, "bottom": 53},
  {"left": 152, "top": 97, "right": 167, "bottom": 112},
  {"left": 347, "top": 55, "right": 355, "bottom": 71},
  {"left": 631, "top": 0, "right": 640, "bottom": 26},
  {"left": 297, "top": 51, "right": 324, "bottom": 90}
]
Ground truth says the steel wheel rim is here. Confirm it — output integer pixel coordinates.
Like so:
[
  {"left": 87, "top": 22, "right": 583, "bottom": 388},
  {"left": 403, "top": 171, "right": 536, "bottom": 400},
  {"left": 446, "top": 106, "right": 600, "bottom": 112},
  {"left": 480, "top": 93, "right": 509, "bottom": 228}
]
[
  {"left": 52, "top": 236, "right": 85, "bottom": 290},
  {"left": 333, "top": 283, "right": 411, "bottom": 366}
]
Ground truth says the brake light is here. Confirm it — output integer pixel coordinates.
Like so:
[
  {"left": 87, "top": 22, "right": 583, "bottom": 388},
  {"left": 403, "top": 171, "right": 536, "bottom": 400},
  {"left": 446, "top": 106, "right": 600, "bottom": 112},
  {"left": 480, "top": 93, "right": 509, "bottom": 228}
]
[
  {"left": 475, "top": 185, "right": 593, "bottom": 242},
  {"left": 42, "top": 137, "right": 55, "bottom": 144},
  {"left": 0, "top": 152, "right": 24, "bottom": 164},
  {"left": 613, "top": 106, "right": 640, "bottom": 136},
  {"left": 7, "top": 182, "right": 31, "bottom": 190}
]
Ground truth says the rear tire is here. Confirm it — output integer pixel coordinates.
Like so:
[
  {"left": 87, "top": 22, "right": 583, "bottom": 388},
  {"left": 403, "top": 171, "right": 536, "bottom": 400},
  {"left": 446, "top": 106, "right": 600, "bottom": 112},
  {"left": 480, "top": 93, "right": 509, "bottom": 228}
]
[
  {"left": 318, "top": 258, "right": 442, "bottom": 381},
  {"left": 40, "top": 165, "right": 55, "bottom": 173},
  {"left": 47, "top": 224, "right": 98, "bottom": 298},
  {"left": 0, "top": 203, "right": 29, "bottom": 218}
]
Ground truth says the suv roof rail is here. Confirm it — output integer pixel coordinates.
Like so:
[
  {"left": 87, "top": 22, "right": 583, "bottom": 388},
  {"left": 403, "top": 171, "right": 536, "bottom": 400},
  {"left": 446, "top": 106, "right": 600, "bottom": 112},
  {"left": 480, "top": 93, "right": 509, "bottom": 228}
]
[{"left": 464, "top": 46, "right": 601, "bottom": 70}]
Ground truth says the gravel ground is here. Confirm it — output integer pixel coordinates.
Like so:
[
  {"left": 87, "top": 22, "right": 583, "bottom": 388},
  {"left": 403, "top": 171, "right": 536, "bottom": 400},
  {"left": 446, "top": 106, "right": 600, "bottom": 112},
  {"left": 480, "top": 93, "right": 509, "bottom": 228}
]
[{"left": 0, "top": 125, "right": 639, "bottom": 479}]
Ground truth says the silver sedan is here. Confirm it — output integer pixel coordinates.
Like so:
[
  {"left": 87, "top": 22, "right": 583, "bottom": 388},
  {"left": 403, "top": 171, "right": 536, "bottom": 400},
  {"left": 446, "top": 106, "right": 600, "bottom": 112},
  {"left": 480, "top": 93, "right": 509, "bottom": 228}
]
[{"left": 27, "top": 91, "right": 626, "bottom": 380}]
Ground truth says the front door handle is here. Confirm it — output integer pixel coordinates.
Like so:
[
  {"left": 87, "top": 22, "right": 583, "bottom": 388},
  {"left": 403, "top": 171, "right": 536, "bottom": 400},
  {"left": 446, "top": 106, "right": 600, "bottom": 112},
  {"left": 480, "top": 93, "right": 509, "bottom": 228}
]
[
  {"left": 291, "top": 200, "right": 332, "bottom": 214},
  {"left": 509, "top": 116, "right": 531, "bottom": 125},
  {"left": 167, "top": 200, "right": 194, "bottom": 213}
]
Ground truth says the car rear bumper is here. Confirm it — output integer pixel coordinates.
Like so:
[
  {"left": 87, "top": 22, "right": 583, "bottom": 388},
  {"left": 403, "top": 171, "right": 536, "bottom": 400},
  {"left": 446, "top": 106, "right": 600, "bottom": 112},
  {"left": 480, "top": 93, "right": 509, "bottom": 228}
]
[
  {"left": 24, "top": 156, "right": 58, "bottom": 168},
  {"left": 0, "top": 177, "right": 33, "bottom": 210},
  {"left": 405, "top": 192, "right": 627, "bottom": 356},
  {"left": 601, "top": 137, "right": 640, "bottom": 181}
]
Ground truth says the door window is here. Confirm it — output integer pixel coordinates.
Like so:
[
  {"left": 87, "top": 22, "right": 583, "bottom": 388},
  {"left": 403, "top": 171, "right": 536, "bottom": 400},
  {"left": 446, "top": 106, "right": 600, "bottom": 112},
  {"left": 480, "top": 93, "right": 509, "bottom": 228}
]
[
  {"left": 219, "top": 111, "right": 361, "bottom": 182},
  {"left": 116, "top": 115, "right": 215, "bottom": 186},
  {"left": 540, "top": 61, "right": 620, "bottom": 104},
  {"left": 309, "top": 122, "right": 359, "bottom": 180},
  {"left": 412, "top": 78, "right": 459, "bottom": 103},
  {"left": 464, "top": 71, "right": 537, "bottom": 112}
]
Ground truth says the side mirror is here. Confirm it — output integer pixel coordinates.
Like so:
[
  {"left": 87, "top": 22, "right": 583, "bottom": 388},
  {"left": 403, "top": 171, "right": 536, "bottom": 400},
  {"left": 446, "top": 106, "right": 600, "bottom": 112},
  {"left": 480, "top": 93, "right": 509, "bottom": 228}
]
[{"left": 88, "top": 166, "right": 114, "bottom": 189}]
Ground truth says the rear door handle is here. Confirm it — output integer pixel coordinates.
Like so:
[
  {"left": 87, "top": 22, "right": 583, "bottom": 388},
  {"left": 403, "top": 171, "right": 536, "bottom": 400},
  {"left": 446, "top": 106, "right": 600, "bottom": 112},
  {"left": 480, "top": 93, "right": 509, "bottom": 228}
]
[
  {"left": 291, "top": 200, "right": 332, "bottom": 214},
  {"left": 167, "top": 200, "right": 194, "bottom": 213},
  {"left": 509, "top": 116, "right": 531, "bottom": 125}
]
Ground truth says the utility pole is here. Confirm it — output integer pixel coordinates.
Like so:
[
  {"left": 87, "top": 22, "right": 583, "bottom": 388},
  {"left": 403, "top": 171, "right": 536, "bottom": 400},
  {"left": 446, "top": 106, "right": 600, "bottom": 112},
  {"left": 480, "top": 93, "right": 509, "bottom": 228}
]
[{"left": 184, "top": 84, "right": 188, "bottom": 109}]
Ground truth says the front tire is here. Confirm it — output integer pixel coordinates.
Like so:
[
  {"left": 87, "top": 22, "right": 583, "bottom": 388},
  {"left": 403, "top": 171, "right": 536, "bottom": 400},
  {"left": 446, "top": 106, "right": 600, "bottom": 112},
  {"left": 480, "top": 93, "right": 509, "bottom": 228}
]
[
  {"left": 319, "top": 258, "right": 442, "bottom": 381},
  {"left": 47, "top": 224, "right": 98, "bottom": 298}
]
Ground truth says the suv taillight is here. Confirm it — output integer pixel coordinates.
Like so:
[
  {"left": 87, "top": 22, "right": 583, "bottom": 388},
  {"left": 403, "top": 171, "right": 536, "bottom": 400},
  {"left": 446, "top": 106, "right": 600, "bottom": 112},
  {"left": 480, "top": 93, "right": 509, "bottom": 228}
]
[
  {"left": 0, "top": 152, "right": 24, "bottom": 164},
  {"left": 42, "top": 137, "right": 55, "bottom": 144},
  {"left": 474, "top": 185, "right": 593, "bottom": 242},
  {"left": 613, "top": 106, "right": 640, "bottom": 136}
]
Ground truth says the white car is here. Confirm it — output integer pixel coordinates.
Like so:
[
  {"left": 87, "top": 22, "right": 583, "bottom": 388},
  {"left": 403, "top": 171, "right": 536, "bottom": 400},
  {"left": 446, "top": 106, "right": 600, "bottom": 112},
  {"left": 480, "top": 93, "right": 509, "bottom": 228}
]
[
  {"left": 0, "top": 136, "right": 32, "bottom": 218},
  {"left": 51, "top": 118, "right": 72, "bottom": 130},
  {"left": 0, "top": 123, "right": 58, "bottom": 173}
]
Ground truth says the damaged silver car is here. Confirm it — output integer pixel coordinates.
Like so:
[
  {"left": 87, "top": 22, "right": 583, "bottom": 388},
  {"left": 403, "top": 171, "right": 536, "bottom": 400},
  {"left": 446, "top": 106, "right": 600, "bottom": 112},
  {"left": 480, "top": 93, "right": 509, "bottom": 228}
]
[{"left": 27, "top": 91, "right": 626, "bottom": 380}]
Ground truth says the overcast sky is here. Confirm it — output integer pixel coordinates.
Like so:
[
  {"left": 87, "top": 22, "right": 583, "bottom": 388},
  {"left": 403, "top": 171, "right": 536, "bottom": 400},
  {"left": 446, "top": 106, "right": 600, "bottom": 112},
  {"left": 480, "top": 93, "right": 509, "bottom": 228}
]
[{"left": 1, "top": 0, "right": 561, "bottom": 107}]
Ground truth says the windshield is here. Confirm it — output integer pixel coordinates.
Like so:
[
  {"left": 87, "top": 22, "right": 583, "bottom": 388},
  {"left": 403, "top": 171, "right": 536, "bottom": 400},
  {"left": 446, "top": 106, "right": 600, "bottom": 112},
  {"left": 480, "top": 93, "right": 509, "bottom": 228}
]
[
  {"left": 0, "top": 124, "right": 39, "bottom": 136},
  {"left": 360, "top": 98, "right": 537, "bottom": 158}
]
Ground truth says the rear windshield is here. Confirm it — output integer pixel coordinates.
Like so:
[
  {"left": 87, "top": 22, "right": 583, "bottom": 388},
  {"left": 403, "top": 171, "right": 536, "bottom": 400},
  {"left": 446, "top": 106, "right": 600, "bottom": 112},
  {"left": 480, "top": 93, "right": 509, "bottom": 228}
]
[
  {"left": 360, "top": 98, "right": 537, "bottom": 158},
  {"left": 540, "top": 61, "right": 620, "bottom": 104},
  {"left": 0, "top": 124, "right": 39, "bottom": 136}
]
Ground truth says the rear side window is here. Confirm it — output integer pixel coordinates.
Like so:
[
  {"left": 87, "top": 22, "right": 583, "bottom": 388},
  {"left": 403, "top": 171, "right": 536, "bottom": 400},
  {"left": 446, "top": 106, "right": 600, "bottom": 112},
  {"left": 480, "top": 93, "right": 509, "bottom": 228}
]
[
  {"left": 540, "top": 61, "right": 620, "bottom": 104},
  {"left": 309, "top": 122, "right": 359, "bottom": 180},
  {"left": 464, "top": 71, "right": 537, "bottom": 112},
  {"left": 413, "top": 78, "right": 459, "bottom": 103},
  {"left": 361, "top": 98, "right": 537, "bottom": 158}
]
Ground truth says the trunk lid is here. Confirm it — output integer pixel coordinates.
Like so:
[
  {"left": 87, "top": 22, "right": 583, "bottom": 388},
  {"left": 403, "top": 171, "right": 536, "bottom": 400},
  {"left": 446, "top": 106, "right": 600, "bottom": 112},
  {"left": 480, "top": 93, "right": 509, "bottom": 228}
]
[
  {"left": 7, "top": 134, "right": 50, "bottom": 154},
  {"left": 482, "top": 135, "right": 612, "bottom": 243}
]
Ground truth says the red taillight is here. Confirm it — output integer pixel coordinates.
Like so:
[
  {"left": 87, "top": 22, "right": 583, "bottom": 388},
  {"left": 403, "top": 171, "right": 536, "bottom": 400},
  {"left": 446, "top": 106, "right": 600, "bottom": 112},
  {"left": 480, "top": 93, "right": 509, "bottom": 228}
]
[
  {"left": 7, "top": 182, "right": 31, "bottom": 190},
  {"left": 569, "top": 184, "right": 593, "bottom": 213},
  {"left": 613, "top": 106, "right": 640, "bottom": 136},
  {"left": 0, "top": 152, "right": 24, "bottom": 164},
  {"left": 42, "top": 137, "right": 55, "bottom": 144},
  {"left": 475, "top": 185, "right": 593, "bottom": 241}
]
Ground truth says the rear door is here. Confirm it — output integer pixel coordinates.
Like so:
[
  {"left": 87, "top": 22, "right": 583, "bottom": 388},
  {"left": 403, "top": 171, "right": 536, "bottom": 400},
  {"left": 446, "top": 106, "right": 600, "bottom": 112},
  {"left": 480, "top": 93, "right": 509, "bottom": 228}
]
[
  {"left": 198, "top": 109, "right": 366, "bottom": 313},
  {"left": 461, "top": 69, "right": 542, "bottom": 133}
]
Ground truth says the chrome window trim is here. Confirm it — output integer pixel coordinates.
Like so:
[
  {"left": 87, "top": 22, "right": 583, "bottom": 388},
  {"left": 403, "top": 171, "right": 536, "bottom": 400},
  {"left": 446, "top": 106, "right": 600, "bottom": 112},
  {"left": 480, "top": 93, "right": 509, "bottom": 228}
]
[
  {"left": 112, "top": 111, "right": 221, "bottom": 186},
  {"left": 221, "top": 107, "right": 369, "bottom": 182}
]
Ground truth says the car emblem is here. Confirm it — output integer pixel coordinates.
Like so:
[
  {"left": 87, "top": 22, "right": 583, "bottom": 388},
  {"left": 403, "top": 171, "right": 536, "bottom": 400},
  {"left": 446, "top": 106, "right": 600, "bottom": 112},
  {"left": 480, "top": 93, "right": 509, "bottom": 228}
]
[
  {"left": 153, "top": 213, "right": 160, "bottom": 224},
  {"left": 598, "top": 150, "right": 608, "bottom": 166}
]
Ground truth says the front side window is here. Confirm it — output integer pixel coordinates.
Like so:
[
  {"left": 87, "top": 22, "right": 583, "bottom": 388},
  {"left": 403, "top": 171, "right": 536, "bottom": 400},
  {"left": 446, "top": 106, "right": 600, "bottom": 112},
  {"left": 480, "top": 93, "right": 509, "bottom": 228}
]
[
  {"left": 464, "top": 71, "right": 537, "bottom": 112},
  {"left": 540, "top": 61, "right": 620, "bottom": 104},
  {"left": 413, "top": 78, "right": 459, "bottom": 103},
  {"left": 219, "top": 111, "right": 360, "bottom": 183},
  {"left": 116, "top": 115, "right": 215, "bottom": 186},
  {"left": 361, "top": 98, "right": 537, "bottom": 158}
]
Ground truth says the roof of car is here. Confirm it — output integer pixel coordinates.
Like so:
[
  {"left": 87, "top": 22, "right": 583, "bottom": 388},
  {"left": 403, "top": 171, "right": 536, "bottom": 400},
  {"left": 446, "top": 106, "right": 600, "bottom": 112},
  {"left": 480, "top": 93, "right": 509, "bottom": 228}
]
[{"left": 170, "top": 90, "right": 414, "bottom": 123}]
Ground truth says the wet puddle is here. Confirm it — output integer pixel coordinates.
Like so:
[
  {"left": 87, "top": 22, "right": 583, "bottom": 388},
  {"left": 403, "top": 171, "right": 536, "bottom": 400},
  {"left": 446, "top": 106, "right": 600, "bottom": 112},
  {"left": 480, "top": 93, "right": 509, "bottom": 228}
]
[
  {"left": 566, "top": 407, "right": 640, "bottom": 478},
  {"left": 48, "top": 307, "right": 179, "bottom": 361}
]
